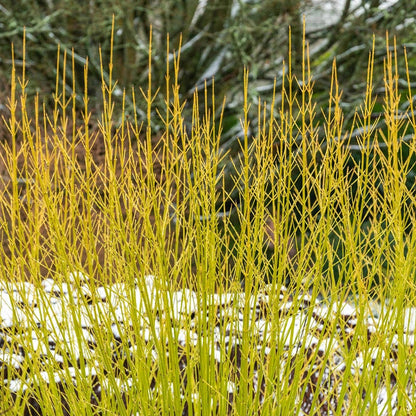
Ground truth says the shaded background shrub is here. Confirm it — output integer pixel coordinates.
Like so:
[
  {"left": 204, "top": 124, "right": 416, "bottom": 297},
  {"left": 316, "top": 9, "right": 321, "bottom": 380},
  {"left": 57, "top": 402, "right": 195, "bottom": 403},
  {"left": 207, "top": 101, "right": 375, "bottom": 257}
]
[{"left": 0, "top": 1, "right": 413, "bottom": 120}]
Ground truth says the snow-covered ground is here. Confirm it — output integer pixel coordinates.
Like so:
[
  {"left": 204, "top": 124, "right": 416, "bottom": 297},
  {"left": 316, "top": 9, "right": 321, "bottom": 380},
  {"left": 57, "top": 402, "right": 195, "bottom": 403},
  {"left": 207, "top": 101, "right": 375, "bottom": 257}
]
[{"left": 1, "top": 272, "right": 415, "bottom": 415}]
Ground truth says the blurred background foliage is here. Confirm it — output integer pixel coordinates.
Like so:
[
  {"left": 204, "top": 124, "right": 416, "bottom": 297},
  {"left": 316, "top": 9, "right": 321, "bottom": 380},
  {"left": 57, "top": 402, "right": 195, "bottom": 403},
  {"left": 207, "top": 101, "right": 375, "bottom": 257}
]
[
  {"left": 1, "top": 1, "right": 414, "bottom": 128},
  {"left": 1, "top": 0, "right": 416, "bottom": 283}
]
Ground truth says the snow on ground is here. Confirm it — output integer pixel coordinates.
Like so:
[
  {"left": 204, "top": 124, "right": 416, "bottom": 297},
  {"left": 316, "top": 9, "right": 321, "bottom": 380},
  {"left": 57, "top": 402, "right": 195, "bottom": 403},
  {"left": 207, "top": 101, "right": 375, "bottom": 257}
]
[{"left": 0, "top": 272, "right": 414, "bottom": 415}]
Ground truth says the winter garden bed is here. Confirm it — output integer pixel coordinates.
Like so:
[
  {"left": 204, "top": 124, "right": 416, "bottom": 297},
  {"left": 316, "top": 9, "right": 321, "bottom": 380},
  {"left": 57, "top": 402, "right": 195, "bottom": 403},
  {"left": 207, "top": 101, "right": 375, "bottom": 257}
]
[
  {"left": 1, "top": 272, "right": 415, "bottom": 415},
  {"left": 1, "top": 22, "right": 416, "bottom": 415}
]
